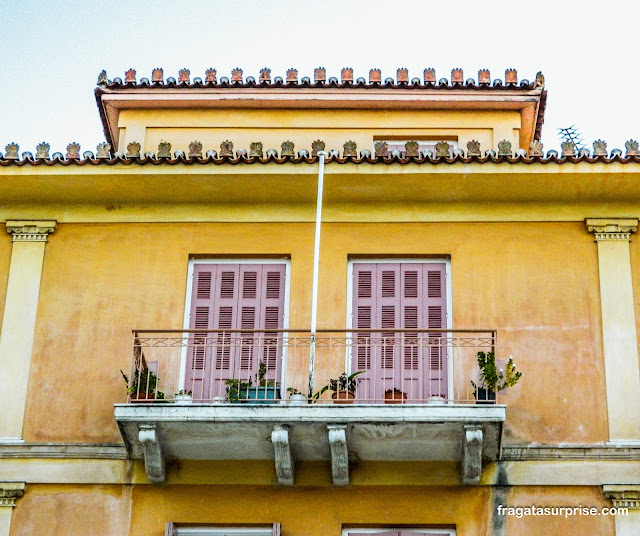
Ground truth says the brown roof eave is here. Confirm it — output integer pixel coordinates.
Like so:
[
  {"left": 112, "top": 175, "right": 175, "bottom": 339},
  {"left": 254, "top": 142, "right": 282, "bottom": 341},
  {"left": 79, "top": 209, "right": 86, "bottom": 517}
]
[{"left": 95, "top": 87, "right": 115, "bottom": 151}]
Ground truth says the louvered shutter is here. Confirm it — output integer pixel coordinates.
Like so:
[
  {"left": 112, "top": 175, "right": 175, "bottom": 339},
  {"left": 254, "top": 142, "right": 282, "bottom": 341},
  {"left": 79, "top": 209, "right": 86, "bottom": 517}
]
[
  {"left": 352, "top": 264, "right": 377, "bottom": 401},
  {"left": 185, "top": 264, "right": 216, "bottom": 399},
  {"left": 165, "top": 523, "right": 178, "bottom": 536},
  {"left": 352, "top": 262, "right": 448, "bottom": 402},
  {"left": 187, "top": 263, "right": 286, "bottom": 400},
  {"left": 424, "top": 263, "right": 447, "bottom": 398},
  {"left": 272, "top": 523, "right": 281, "bottom": 536}
]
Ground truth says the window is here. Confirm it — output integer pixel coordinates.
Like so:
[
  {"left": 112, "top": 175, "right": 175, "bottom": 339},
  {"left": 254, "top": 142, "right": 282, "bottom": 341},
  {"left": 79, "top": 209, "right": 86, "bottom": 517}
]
[
  {"left": 168, "top": 525, "right": 280, "bottom": 536},
  {"left": 349, "top": 261, "right": 450, "bottom": 402},
  {"left": 344, "top": 530, "right": 454, "bottom": 536},
  {"left": 374, "top": 140, "right": 459, "bottom": 158},
  {"left": 181, "top": 261, "right": 289, "bottom": 400}
]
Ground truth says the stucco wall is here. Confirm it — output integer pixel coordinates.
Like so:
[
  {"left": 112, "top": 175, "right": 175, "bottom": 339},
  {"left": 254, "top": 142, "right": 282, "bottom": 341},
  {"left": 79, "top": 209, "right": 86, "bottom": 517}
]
[
  {"left": 22, "top": 221, "right": 606, "bottom": 444},
  {"left": 10, "top": 484, "right": 131, "bottom": 536}
]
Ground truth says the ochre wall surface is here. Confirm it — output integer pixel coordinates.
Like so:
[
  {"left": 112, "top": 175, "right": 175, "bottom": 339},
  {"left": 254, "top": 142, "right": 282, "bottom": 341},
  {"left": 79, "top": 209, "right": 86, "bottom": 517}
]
[
  {"left": 8, "top": 482, "right": 615, "bottom": 536},
  {"left": 23, "top": 221, "right": 606, "bottom": 444},
  {"left": 9, "top": 484, "right": 131, "bottom": 536},
  {"left": 130, "top": 485, "right": 489, "bottom": 536},
  {"left": 504, "top": 486, "right": 615, "bottom": 535},
  {"left": 116, "top": 108, "right": 521, "bottom": 155}
]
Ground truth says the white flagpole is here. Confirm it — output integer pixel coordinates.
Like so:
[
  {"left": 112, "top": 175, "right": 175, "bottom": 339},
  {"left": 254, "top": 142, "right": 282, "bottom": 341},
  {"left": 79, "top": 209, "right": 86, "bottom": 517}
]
[{"left": 308, "top": 151, "right": 326, "bottom": 397}]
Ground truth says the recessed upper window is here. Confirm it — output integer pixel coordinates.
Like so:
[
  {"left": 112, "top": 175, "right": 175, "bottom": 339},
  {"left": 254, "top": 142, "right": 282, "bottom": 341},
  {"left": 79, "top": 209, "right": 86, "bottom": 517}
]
[{"left": 374, "top": 140, "right": 459, "bottom": 158}]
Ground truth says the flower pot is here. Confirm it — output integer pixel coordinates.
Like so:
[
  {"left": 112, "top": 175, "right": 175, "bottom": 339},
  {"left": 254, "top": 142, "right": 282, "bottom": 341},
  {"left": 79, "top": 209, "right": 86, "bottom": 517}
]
[
  {"left": 235, "top": 386, "right": 280, "bottom": 404},
  {"left": 174, "top": 394, "right": 193, "bottom": 405},
  {"left": 426, "top": 395, "right": 446, "bottom": 404},
  {"left": 384, "top": 389, "right": 407, "bottom": 404},
  {"left": 288, "top": 393, "right": 308, "bottom": 406},
  {"left": 475, "top": 388, "right": 496, "bottom": 405},
  {"left": 130, "top": 393, "right": 155, "bottom": 403},
  {"left": 332, "top": 390, "right": 355, "bottom": 404}
]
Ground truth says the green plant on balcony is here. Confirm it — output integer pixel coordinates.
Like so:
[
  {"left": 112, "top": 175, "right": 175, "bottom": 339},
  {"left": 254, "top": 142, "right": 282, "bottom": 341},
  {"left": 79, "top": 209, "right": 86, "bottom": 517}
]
[
  {"left": 471, "top": 351, "right": 522, "bottom": 404},
  {"left": 225, "top": 361, "right": 280, "bottom": 403},
  {"left": 312, "top": 371, "right": 365, "bottom": 404},
  {"left": 120, "top": 369, "right": 165, "bottom": 401}
]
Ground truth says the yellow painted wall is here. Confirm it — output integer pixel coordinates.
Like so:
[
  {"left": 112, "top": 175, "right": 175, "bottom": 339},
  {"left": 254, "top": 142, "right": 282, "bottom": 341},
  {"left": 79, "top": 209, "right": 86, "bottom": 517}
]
[
  {"left": 505, "top": 486, "right": 614, "bottom": 535},
  {"left": 626, "top": 235, "right": 640, "bottom": 373},
  {"left": 10, "top": 484, "right": 131, "bottom": 536},
  {"left": 23, "top": 221, "right": 606, "bottom": 444},
  {"left": 116, "top": 109, "right": 521, "bottom": 155},
  {"left": 9, "top": 482, "right": 614, "bottom": 536}
]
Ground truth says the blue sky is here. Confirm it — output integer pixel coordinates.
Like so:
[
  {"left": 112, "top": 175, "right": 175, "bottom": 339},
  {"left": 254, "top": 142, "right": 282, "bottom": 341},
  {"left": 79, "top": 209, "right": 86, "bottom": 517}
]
[{"left": 1, "top": 0, "right": 638, "bottom": 154}]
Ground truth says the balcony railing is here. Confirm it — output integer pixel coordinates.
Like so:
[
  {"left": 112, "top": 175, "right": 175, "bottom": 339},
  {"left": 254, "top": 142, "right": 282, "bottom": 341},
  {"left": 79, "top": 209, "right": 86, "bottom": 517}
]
[{"left": 125, "top": 329, "right": 497, "bottom": 404}]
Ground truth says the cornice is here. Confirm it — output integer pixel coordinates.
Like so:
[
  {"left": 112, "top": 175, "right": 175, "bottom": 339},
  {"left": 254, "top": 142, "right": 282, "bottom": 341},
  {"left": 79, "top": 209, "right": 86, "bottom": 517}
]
[
  {"left": 586, "top": 218, "right": 638, "bottom": 241},
  {"left": 5, "top": 220, "right": 57, "bottom": 242},
  {"left": 603, "top": 484, "right": 640, "bottom": 509},
  {"left": 0, "top": 482, "right": 25, "bottom": 508}
]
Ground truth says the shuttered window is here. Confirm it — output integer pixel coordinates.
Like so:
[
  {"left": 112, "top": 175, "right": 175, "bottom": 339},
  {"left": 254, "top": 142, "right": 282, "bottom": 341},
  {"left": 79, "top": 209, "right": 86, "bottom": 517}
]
[
  {"left": 185, "top": 263, "right": 286, "bottom": 400},
  {"left": 345, "top": 531, "right": 449, "bottom": 536},
  {"left": 352, "top": 262, "right": 448, "bottom": 401}
]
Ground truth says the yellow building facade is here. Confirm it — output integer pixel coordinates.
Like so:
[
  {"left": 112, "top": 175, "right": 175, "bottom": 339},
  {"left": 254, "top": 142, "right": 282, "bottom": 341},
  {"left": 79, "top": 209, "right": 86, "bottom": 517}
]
[{"left": 0, "top": 66, "right": 639, "bottom": 535}]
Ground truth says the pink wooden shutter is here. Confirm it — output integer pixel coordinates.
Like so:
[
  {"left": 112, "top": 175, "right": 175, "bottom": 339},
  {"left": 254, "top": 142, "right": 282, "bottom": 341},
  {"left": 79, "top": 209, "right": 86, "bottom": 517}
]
[
  {"left": 424, "top": 263, "right": 447, "bottom": 398},
  {"left": 259, "top": 265, "right": 286, "bottom": 384},
  {"left": 186, "top": 264, "right": 216, "bottom": 399},
  {"left": 165, "top": 523, "right": 178, "bottom": 536},
  {"left": 352, "top": 262, "right": 447, "bottom": 402},
  {"left": 352, "top": 264, "right": 376, "bottom": 400},
  {"left": 187, "top": 263, "right": 286, "bottom": 400}
]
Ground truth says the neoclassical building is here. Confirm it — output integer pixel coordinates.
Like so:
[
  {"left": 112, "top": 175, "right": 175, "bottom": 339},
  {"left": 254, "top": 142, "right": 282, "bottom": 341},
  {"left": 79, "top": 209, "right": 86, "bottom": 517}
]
[{"left": 0, "top": 65, "right": 639, "bottom": 535}]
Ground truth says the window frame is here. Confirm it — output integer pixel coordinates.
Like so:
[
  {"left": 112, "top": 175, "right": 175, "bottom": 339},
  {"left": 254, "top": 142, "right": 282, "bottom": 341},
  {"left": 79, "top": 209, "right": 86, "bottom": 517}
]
[
  {"left": 346, "top": 258, "right": 453, "bottom": 399},
  {"left": 343, "top": 530, "right": 455, "bottom": 536},
  {"left": 177, "top": 528, "right": 276, "bottom": 536},
  {"left": 179, "top": 258, "right": 292, "bottom": 392}
]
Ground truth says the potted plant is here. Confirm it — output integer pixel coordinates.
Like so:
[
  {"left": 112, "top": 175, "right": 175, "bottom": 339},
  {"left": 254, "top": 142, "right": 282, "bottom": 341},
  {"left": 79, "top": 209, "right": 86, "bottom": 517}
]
[
  {"left": 226, "top": 361, "right": 280, "bottom": 404},
  {"left": 384, "top": 388, "right": 407, "bottom": 404},
  {"left": 471, "top": 351, "right": 522, "bottom": 404},
  {"left": 286, "top": 387, "right": 308, "bottom": 406},
  {"left": 120, "top": 369, "right": 165, "bottom": 402},
  {"left": 174, "top": 390, "right": 193, "bottom": 404},
  {"left": 313, "top": 371, "right": 365, "bottom": 404}
]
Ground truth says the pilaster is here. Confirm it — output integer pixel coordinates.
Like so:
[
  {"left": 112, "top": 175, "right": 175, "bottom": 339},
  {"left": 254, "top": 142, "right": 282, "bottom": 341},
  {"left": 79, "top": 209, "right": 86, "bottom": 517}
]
[
  {"left": 586, "top": 218, "right": 640, "bottom": 442},
  {"left": 603, "top": 485, "right": 640, "bottom": 535},
  {"left": 0, "top": 482, "right": 25, "bottom": 536},
  {"left": 0, "top": 221, "right": 56, "bottom": 440}
]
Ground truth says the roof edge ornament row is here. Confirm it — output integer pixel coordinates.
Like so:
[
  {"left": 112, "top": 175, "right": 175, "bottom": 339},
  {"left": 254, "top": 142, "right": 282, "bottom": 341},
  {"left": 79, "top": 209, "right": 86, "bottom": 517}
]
[{"left": 96, "top": 67, "right": 543, "bottom": 89}]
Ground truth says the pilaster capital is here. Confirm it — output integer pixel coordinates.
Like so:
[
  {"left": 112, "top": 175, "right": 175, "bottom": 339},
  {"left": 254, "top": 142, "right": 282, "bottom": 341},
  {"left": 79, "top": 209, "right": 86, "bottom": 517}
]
[
  {"left": 5, "top": 220, "right": 57, "bottom": 242},
  {"left": 586, "top": 218, "right": 638, "bottom": 241},
  {"left": 603, "top": 484, "right": 640, "bottom": 510},
  {"left": 0, "top": 482, "right": 25, "bottom": 507}
]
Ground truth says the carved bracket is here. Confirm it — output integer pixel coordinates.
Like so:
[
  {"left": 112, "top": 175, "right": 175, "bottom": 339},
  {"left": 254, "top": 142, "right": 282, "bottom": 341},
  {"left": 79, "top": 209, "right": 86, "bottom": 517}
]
[
  {"left": 603, "top": 485, "right": 640, "bottom": 510},
  {"left": 138, "top": 424, "right": 165, "bottom": 484},
  {"left": 586, "top": 218, "right": 639, "bottom": 242},
  {"left": 462, "top": 425, "right": 483, "bottom": 485},
  {"left": 0, "top": 482, "right": 25, "bottom": 507},
  {"left": 328, "top": 424, "right": 349, "bottom": 486},
  {"left": 271, "top": 425, "right": 294, "bottom": 485},
  {"left": 5, "top": 220, "right": 57, "bottom": 242}
]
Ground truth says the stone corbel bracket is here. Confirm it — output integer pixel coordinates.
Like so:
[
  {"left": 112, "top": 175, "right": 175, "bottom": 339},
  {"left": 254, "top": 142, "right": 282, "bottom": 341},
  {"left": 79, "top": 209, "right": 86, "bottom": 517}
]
[
  {"left": 271, "top": 424, "right": 294, "bottom": 485},
  {"left": 462, "top": 425, "right": 483, "bottom": 485},
  {"left": 0, "top": 482, "right": 26, "bottom": 507},
  {"left": 138, "top": 424, "right": 165, "bottom": 484},
  {"left": 328, "top": 424, "right": 349, "bottom": 486},
  {"left": 586, "top": 218, "right": 639, "bottom": 241},
  {"left": 603, "top": 484, "right": 640, "bottom": 509},
  {"left": 5, "top": 220, "right": 57, "bottom": 242}
]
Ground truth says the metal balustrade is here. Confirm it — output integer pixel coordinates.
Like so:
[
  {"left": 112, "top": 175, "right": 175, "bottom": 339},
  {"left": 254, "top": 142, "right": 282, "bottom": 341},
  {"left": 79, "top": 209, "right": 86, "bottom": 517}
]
[{"left": 125, "top": 329, "right": 497, "bottom": 404}]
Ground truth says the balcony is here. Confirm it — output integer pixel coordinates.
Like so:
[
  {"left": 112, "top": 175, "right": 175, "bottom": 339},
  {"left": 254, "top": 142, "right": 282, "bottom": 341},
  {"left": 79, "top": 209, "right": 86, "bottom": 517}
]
[{"left": 114, "top": 329, "right": 505, "bottom": 486}]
